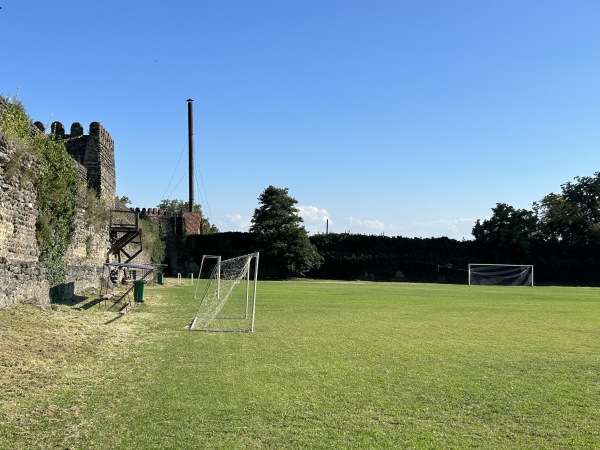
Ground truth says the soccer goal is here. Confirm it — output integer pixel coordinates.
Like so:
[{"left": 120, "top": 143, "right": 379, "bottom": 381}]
[
  {"left": 468, "top": 264, "right": 534, "bottom": 286},
  {"left": 190, "top": 252, "right": 259, "bottom": 332}
]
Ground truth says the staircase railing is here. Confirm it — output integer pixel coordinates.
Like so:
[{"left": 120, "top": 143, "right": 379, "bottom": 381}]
[{"left": 107, "top": 210, "right": 142, "bottom": 263}]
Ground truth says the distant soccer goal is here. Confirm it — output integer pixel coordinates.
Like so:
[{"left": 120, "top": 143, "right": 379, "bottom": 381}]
[
  {"left": 189, "top": 252, "right": 259, "bottom": 332},
  {"left": 468, "top": 264, "right": 534, "bottom": 286}
]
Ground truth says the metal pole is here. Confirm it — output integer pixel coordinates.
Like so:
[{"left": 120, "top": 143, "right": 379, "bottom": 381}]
[
  {"left": 250, "top": 252, "right": 259, "bottom": 333},
  {"left": 217, "top": 256, "right": 221, "bottom": 299},
  {"left": 187, "top": 99, "right": 194, "bottom": 212}
]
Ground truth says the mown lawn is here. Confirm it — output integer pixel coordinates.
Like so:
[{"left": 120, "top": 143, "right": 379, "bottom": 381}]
[{"left": 1, "top": 280, "right": 599, "bottom": 448}]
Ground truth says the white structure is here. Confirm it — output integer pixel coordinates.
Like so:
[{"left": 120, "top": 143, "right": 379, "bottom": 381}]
[
  {"left": 468, "top": 264, "right": 534, "bottom": 286},
  {"left": 190, "top": 253, "right": 259, "bottom": 332},
  {"left": 193, "top": 255, "right": 221, "bottom": 300}
]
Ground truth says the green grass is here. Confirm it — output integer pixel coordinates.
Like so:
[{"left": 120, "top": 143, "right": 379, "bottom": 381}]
[{"left": 1, "top": 281, "right": 599, "bottom": 448}]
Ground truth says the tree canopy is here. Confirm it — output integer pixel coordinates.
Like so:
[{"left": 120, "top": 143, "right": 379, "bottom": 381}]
[
  {"left": 472, "top": 203, "right": 538, "bottom": 259},
  {"left": 157, "top": 199, "right": 218, "bottom": 234},
  {"left": 473, "top": 172, "right": 600, "bottom": 252},
  {"left": 157, "top": 198, "right": 199, "bottom": 213},
  {"left": 534, "top": 173, "right": 600, "bottom": 245},
  {"left": 250, "top": 186, "right": 322, "bottom": 277}
]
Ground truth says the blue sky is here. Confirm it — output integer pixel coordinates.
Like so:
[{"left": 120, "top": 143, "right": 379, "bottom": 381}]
[{"left": 3, "top": 1, "right": 600, "bottom": 239}]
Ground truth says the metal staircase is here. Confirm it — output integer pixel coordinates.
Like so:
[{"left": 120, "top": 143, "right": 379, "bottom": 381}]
[{"left": 107, "top": 210, "right": 142, "bottom": 263}]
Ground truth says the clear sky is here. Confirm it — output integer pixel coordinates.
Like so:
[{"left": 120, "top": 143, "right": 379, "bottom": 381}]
[{"left": 3, "top": 1, "right": 600, "bottom": 239}]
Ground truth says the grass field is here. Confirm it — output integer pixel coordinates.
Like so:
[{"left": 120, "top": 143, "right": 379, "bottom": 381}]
[{"left": 1, "top": 280, "right": 599, "bottom": 449}]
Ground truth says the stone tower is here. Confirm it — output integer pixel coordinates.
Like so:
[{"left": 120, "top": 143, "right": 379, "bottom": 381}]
[{"left": 47, "top": 121, "right": 116, "bottom": 206}]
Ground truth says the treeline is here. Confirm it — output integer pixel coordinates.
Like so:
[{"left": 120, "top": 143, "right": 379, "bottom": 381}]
[
  {"left": 309, "top": 234, "right": 600, "bottom": 285},
  {"left": 307, "top": 234, "right": 475, "bottom": 283},
  {"left": 185, "top": 174, "right": 600, "bottom": 286},
  {"left": 186, "top": 231, "right": 600, "bottom": 285}
]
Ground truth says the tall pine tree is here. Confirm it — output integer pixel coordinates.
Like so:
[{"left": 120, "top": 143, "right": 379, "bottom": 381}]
[{"left": 250, "top": 186, "right": 322, "bottom": 278}]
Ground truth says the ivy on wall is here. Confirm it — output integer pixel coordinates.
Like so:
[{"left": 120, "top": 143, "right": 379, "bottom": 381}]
[
  {"left": 140, "top": 218, "right": 167, "bottom": 266},
  {"left": 0, "top": 96, "right": 79, "bottom": 285},
  {"left": 35, "top": 135, "right": 79, "bottom": 285}
]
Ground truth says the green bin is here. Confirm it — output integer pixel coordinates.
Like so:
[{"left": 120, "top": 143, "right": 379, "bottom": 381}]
[
  {"left": 133, "top": 280, "right": 147, "bottom": 302},
  {"left": 157, "top": 272, "right": 164, "bottom": 285}
]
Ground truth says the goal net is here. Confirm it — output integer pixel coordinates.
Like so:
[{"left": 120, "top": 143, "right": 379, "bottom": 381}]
[
  {"left": 190, "top": 252, "right": 259, "bottom": 332},
  {"left": 468, "top": 264, "right": 534, "bottom": 286}
]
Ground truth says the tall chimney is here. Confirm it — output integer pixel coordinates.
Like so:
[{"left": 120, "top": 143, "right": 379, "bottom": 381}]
[{"left": 187, "top": 99, "right": 194, "bottom": 212}]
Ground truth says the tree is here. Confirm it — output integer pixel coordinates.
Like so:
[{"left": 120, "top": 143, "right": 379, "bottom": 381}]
[
  {"left": 156, "top": 198, "right": 218, "bottom": 234},
  {"left": 157, "top": 198, "right": 199, "bottom": 213},
  {"left": 115, "top": 195, "right": 131, "bottom": 209},
  {"left": 250, "top": 186, "right": 322, "bottom": 277},
  {"left": 472, "top": 203, "right": 538, "bottom": 259},
  {"left": 534, "top": 173, "right": 600, "bottom": 245}
]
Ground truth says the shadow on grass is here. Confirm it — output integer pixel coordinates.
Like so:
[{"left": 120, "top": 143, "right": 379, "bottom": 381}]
[
  {"left": 50, "top": 286, "right": 104, "bottom": 310},
  {"left": 104, "top": 314, "right": 125, "bottom": 325},
  {"left": 49, "top": 282, "right": 126, "bottom": 311},
  {"left": 79, "top": 297, "right": 103, "bottom": 310}
]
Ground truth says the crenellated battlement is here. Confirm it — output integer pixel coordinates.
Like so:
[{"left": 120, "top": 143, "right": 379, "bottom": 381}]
[
  {"left": 135, "top": 207, "right": 203, "bottom": 274},
  {"left": 135, "top": 207, "right": 188, "bottom": 218},
  {"left": 43, "top": 120, "right": 113, "bottom": 147},
  {"left": 37, "top": 120, "right": 117, "bottom": 207},
  {"left": 89, "top": 121, "right": 115, "bottom": 148},
  {"left": 0, "top": 97, "right": 116, "bottom": 208}
]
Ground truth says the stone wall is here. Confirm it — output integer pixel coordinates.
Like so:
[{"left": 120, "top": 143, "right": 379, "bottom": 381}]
[
  {"left": 46, "top": 120, "right": 116, "bottom": 205},
  {"left": 58, "top": 121, "right": 115, "bottom": 300},
  {"left": 0, "top": 98, "right": 117, "bottom": 308},
  {"left": 138, "top": 208, "right": 202, "bottom": 275},
  {"left": 0, "top": 96, "right": 209, "bottom": 308},
  {"left": 63, "top": 208, "right": 110, "bottom": 296},
  {"left": 0, "top": 131, "right": 50, "bottom": 308}
]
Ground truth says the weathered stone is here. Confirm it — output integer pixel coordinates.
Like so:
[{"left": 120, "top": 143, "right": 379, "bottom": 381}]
[{"left": 0, "top": 110, "right": 117, "bottom": 308}]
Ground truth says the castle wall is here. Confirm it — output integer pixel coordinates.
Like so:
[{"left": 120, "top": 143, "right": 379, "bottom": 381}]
[
  {"left": 0, "top": 101, "right": 117, "bottom": 307},
  {"left": 0, "top": 131, "right": 50, "bottom": 308},
  {"left": 85, "top": 122, "right": 116, "bottom": 204},
  {"left": 63, "top": 209, "right": 110, "bottom": 295},
  {"left": 138, "top": 209, "right": 202, "bottom": 275},
  {"left": 53, "top": 121, "right": 116, "bottom": 206}
]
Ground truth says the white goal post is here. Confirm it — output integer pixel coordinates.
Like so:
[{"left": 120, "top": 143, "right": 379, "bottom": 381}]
[
  {"left": 468, "top": 264, "right": 534, "bottom": 286},
  {"left": 190, "top": 252, "right": 259, "bottom": 333},
  {"left": 193, "top": 255, "right": 221, "bottom": 301}
]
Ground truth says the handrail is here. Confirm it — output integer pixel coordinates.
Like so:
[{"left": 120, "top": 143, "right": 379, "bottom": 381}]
[{"left": 110, "top": 210, "right": 139, "bottom": 230}]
